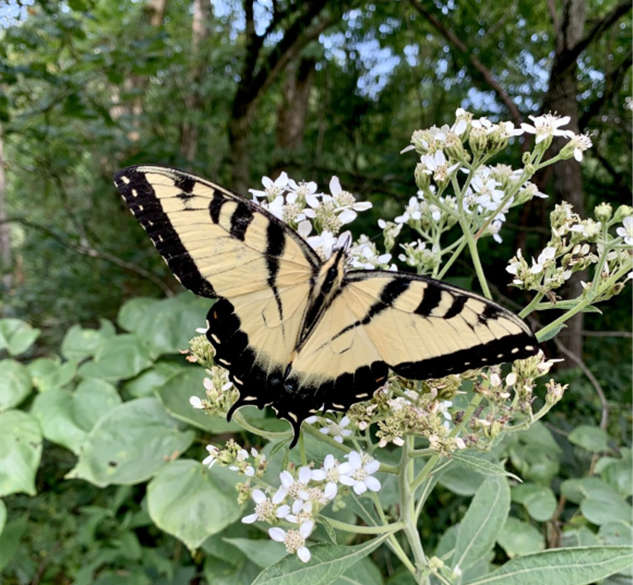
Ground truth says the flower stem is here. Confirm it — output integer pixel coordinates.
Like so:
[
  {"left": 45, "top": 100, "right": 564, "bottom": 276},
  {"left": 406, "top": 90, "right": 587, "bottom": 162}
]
[
  {"left": 320, "top": 516, "right": 404, "bottom": 534},
  {"left": 519, "top": 291, "right": 545, "bottom": 318},
  {"left": 231, "top": 412, "right": 291, "bottom": 441},
  {"left": 436, "top": 237, "right": 467, "bottom": 279},
  {"left": 461, "top": 220, "right": 492, "bottom": 299}
]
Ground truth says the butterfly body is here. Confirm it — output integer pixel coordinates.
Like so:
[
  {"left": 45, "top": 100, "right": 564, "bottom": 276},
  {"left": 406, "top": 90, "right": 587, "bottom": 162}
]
[{"left": 115, "top": 165, "right": 539, "bottom": 446}]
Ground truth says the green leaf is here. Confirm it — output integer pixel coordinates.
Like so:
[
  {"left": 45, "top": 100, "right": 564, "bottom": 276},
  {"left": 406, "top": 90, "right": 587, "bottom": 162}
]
[
  {"left": 78, "top": 334, "right": 153, "bottom": 381},
  {"left": 0, "top": 359, "right": 32, "bottom": 411},
  {"left": 117, "top": 297, "right": 160, "bottom": 333},
  {"left": 30, "top": 379, "right": 121, "bottom": 454},
  {"left": 0, "top": 410, "right": 42, "bottom": 496},
  {"left": 251, "top": 535, "right": 388, "bottom": 585},
  {"left": 27, "top": 356, "right": 76, "bottom": 392},
  {"left": 561, "top": 477, "right": 620, "bottom": 504},
  {"left": 135, "top": 295, "right": 208, "bottom": 356},
  {"left": 155, "top": 366, "right": 242, "bottom": 433},
  {"left": 438, "top": 461, "right": 485, "bottom": 496},
  {"left": 451, "top": 452, "right": 522, "bottom": 482},
  {"left": 203, "top": 556, "right": 261, "bottom": 585},
  {"left": 561, "top": 527, "right": 600, "bottom": 548},
  {"left": 464, "top": 546, "right": 633, "bottom": 585},
  {"left": 61, "top": 324, "right": 108, "bottom": 361},
  {"left": 0, "top": 500, "right": 6, "bottom": 535},
  {"left": 67, "top": 397, "right": 194, "bottom": 487},
  {"left": 0, "top": 514, "right": 28, "bottom": 571},
  {"left": 581, "top": 496, "right": 632, "bottom": 526},
  {"left": 497, "top": 517, "right": 544, "bottom": 557},
  {"left": 147, "top": 460, "right": 243, "bottom": 551},
  {"left": 595, "top": 451, "right": 633, "bottom": 497},
  {"left": 599, "top": 523, "right": 633, "bottom": 547},
  {"left": 568, "top": 425, "right": 611, "bottom": 452},
  {"left": 512, "top": 484, "right": 557, "bottom": 522},
  {"left": 536, "top": 322, "right": 567, "bottom": 342},
  {"left": 224, "top": 538, "right": 287, "bottom": 568},
  {"left": 123, "top": 361, "right": 184, "bottom": 398},
  {"left": 332, "top": 557, "right": 383, "bottom": 585},
  {"left": 535, "top": 301, "right": 601, "bottom": 313},
  {"left": 453, "top": 476, "right": 510, "bottom": 570},
  {"left": 0, "top": 318, "right": 40, "bottom": 356}
]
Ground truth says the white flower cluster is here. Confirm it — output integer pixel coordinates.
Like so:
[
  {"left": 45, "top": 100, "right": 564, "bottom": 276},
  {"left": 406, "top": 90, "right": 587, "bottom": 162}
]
[
  {"left": 249, "top": 173, "right": 372, "bottom": 260},
  {"left": 240, "top": 451, "right": 382, "bottom": 563},
  {"left": 397, "top": 109, "right": 590, "bottom": 258}
]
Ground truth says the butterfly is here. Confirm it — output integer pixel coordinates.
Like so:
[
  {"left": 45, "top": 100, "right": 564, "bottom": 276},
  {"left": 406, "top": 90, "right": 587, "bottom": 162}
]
[{"left": 114, "top": 166, "right": 539, "bottom": 446}]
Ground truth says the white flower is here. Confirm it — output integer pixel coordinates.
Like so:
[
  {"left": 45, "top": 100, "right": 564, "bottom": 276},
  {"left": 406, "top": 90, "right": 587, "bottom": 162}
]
[
  {"left": 278, "top": 499, "right": 314, "bottom": 525},
  {"left": 249, "top": 172, "right": 288, "bottom": 201},
  {"left": 287, "top": 179, "right": 319, "bottom": 206},
  {"left": 189, "top": 396, "right": 204, "bottom": 409},
  {"left": 488, "top": 220, "right": 504, "bottom": 244},
  {"left": 529, "top": 246, "right": 556, "bottom": 274},
  {"left": 616, "top": 216, "right": 633, "bottom": 246},
  {"left": 329, "top": 176, "right": 372, "bottom": 225},
  {"left": 521, "top": 114, "right": 573, "bottom": 144},
  {"left": 571, "top": 133, "right": 593, "bottom": 161},
  {"left": 306, "top": 230, "right": 338, "bottom": 260},
  {"left": 318, "top": 416, "right": 353, "bottom": 443},
  {"left": 320, "top": 454, "right": 344, "bottom": 500},
  {"left": 269, "top": 520, "right": 314, "bottom": 563},
  {"left": 202, "top": 445, "right": 220, "bottom": 468},
  {"left": 419, "top": 150, "right": 459, "bottom": 182},
  {"left": 472, "top": 176, "right": 504, "bottom": 213},
  {"left": 338, "top": 451, "right": 381, "bottom": 495},
  {"left": 275, "top": 466, "right": 323, "bottom": 502},
  {"left": 242, "top": 489, "right": 279, "bottom": 524}
]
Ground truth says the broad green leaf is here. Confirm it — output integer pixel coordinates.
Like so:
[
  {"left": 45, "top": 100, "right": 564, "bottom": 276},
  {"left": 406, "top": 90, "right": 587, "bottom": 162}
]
[
  {"left": 518, "top": 421, "right": 562, "bottom": 454},
  {"left": 451, "top": 452, "right": 522, "bottom": 482},
  {"left": 123, "top": 361, "right": 184, "bottom": 398},
  {"left": 27, "top": 356, "right": 76, "bottom": 392},
  {"left": 0, "top": 500, "right": 6, "bottom": 535},
  {"left": 0, "top": 514, "right": 28, "bottom": 571},
  {"left": 0, "top": 410, "right": 42, "bottom": 496},
  {"left": 453, "top": 476, "right": 510, "bottom": 570},
  {"left": 561, "top": 477, "right": 620, "bottom": 504},
  {"left": 147, "top": 459, "right": 243, "bottom": 551},
  {"left": 561, "top": 527, "right": 600, "bottom": 548},
  {"left": 332, "top": 557, "right": 383, "bottom": 585},
  {"left": 30, "top": 379, "right": 120, "bottom": 454},
  {"left": 0, "top": 359, "right": 32, "bottom": 411},
  {"left": 596, "top": 452, "right": 633, "bottom": 497},
  {"left": 72, "top": 378, "right": 122, "bottom": 431},
  {"left": 464, "top": 546, "right": 633, "bottom": 585},
  {"left": 497, "top": 517, "right": 544, "bottom": 557},
  {"left": 135, "top": 295, "right": 207, "bottom": 356},
  {"left": 202, "top": 522, "right": 251, "bottom": 566},
  {"left": 203, "top": 556, "right": 261, "bottom": 585},
  {"left": 117, "top": 297, "right": 160, "bottom": 332},
  {"left": 155, "top": 366, "right": 242, "bottom": 433},
  {"left": 599, "top": 523, "right": 633, "bottom": 547},
  {"left": 67, "top": 397, "right": 194, "bottom": 487},
  {"left": 568, "top": 425, "right": 611, "bottom": 453},
  {"left": 252, "top": 535, "right": 389, "bottom": 585},
  {"left": 224, "top": 538, "right": 287, "bottom": 568},
  {"left": 581, "top": 496, "right": 632, "bottom": 526},
  {"left": 512, "top": 483, "right": 557, "bottom": 521},
  {"left": 61, "top": 324, "right": 108, "bottom": 361},
  {"left": 508, "top": 443, "right": 559, "bottom": 484},
  {"left": 0, "top": 319, "right": 40, "bottom": 356},
  {"left": 77, "top": 334, "right": 153, "bottom": 381},
  {"left": 536, "top": 322, "right": 567, "bottom": 342},
  {"left": 438, "top": 461, "right": 485, "bottom": 496},
  {"left": 434, "top": 523, "right": 459, "bottom": 561}
]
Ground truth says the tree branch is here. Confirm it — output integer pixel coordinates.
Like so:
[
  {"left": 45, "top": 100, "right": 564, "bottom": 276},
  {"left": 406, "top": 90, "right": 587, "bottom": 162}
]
[
  {"left": 2, "top": 216, "right": 174, "bottom": 297},
  {"left": 579, "top": 52, "right": 632, "bottom": 130},
  {"left": 407, "top": 0, "right": 523, "bottom": 127},
  {"left": 558, "top": 0, "right": 631, "bottom": 73}
]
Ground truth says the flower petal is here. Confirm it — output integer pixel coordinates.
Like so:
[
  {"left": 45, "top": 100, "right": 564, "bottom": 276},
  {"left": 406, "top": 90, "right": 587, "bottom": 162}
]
[
  {"left": 297, "top": 546, "right": 311, "bottom": 563},
  {"left": 252, "top": 489, "right": 266, "bottom": 504},
  {"left": 365, "top": 476, "right": 382, "bottom": 492},
  {"left": 269, "top": 527, "right": 286, "bottom": 542}
]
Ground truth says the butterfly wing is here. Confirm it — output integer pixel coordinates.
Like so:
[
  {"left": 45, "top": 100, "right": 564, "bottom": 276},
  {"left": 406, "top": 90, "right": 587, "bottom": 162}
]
[
  {"left": 115, "top": 165, "right": 320, "bottom": 411},
  {"left": 288, "top": 270, "right": 538, "bottom": 414}
]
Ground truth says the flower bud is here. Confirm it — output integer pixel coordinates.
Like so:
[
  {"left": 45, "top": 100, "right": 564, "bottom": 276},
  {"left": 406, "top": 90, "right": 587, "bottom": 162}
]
[
  {"left": 414, "top": 163, "right": 431, "bottom": 191},
  {"left": 613, "top": 205, "right": 633, "bottom": 223},
  {"left": 594, "top": 202, "right": 612, "bottom": 223}
]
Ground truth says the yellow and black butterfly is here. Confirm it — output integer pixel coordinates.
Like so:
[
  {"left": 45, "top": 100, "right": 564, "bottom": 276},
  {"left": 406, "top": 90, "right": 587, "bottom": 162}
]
[{"left": 115, "top": 166, "right": 538, "bottom": 446}]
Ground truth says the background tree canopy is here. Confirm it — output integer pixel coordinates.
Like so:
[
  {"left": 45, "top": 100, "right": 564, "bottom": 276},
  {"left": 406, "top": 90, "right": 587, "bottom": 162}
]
[{"left": 0, "top": 0, "right": 631, "bottom": 583}]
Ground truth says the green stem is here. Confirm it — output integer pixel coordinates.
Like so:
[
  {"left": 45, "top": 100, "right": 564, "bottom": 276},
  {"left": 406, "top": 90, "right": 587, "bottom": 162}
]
[
  {"left": 232, "top": 412, "right": 291, "bottom": 441},
  {"left": 461, "top": 220, "right": 492, "bottom": 299},
  {"left": 436, "top": 237, "right": 467, "bottom": 279},
  {"left": 519, "top": 291, "right": 545, "bottom": 318},
  {"left": 400, "top": 436, "right": 429, "bottom": 583},
  {"left": 535, "top": 296, "right": 593, "bottom": 342},
  {"left": 320, "top": 516, "right": 404, "bottom": 534}
]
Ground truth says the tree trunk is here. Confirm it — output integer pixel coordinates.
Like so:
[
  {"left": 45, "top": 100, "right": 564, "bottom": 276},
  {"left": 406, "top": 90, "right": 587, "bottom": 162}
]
[
  {"left": 180, "top": 0, "right": 211, "bottom": 163},
  {"left": 540, "top": 0, "right": 586, "bottom": 364},
  {"left": 272, "top": 57, "right": 317, "bottom": 178},
  {"left": 0, "top": 123, "right": 11, "bottom": 295}
]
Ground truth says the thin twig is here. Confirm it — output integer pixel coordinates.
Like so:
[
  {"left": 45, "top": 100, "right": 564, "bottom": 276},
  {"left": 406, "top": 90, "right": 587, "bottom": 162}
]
[{"left": 554, "top": 338, "right": 608, "bottom": 430}]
